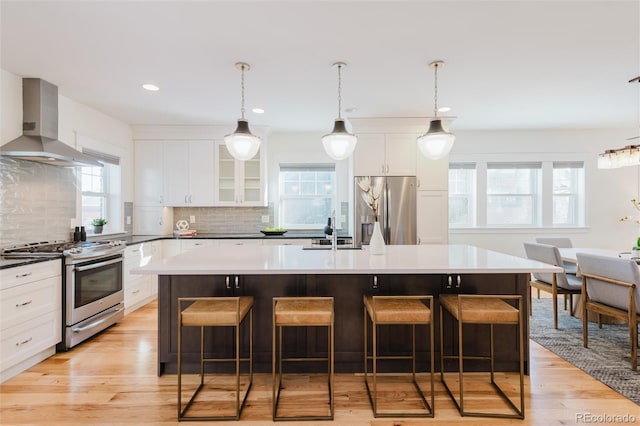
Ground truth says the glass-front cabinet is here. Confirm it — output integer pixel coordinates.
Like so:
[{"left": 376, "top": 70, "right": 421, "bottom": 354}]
[{"left": 214, "top": 140, "right": 265, "bottom": 206}]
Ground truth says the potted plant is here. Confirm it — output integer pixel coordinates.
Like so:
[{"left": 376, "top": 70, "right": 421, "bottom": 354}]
[{"left": 91, "top": 218, "right": 108, "bottom": 234}]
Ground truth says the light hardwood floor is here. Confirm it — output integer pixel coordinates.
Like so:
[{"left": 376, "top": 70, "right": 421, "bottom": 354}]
[{"left": 1, "top": 299, "right": 638, "bottom": 425}]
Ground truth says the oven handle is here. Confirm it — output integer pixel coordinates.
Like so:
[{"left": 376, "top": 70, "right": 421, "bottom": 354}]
[
  {"left": 72, "top": 305, "right": 123, "bottom": 333},
  {"left": 74, "top": 257, "right": 122, "bottom": 272}
]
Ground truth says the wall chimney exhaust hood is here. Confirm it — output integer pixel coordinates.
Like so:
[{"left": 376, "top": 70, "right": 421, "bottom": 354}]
[{"left": 0, "top": 78, "right": 102, "bottom": 167}]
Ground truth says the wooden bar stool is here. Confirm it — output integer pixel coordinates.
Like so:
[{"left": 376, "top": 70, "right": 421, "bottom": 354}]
[
  {"left": 363, "top": 295, "right": 435, "bottom": 418},
  {"left": 177, "top": 296, "right": 253, "bottom": 421},
  {"left": 439, "top": 294, "right": 524, "bottom": 419},
  {"left": 272, "top": 297, "right": 334, "bottom": 421}
]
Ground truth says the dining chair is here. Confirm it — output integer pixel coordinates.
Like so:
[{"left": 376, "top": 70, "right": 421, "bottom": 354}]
[
  {"left": 575, "top": 253, "right": 640, "bottom": 371},
  {"left": 535, "top": 237, "right": 577, "bottom": 275},
  {"left": 523, "top": 242, "right": 582, "bottom": 329}
]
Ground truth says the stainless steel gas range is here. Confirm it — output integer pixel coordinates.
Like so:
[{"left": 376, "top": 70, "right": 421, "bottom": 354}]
[{"left": 2, "top": 240, "right": 126, "bottom": 350}]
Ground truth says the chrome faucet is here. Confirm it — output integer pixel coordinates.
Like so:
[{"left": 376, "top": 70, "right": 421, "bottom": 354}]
[{"left": 331, "top": 210, "right": 338, "bottom": 251}]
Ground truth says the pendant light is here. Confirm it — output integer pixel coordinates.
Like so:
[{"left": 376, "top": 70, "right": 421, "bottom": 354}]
[
  {"left": 224, "top": 62, "right": 261, "bottom": 161},
  {"left": 417, "top": 60, "right": 455, "bottom": 160},
  {"left": 322, "top": 62, "right": 357, "bottom": 161},
  {"left": 597, "top": 76, "right": 640, "bottom": 169}
]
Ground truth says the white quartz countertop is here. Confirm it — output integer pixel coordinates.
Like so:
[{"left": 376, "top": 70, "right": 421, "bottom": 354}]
[{"left": 132, "top": 244, "right": 562, "bottom": 275}]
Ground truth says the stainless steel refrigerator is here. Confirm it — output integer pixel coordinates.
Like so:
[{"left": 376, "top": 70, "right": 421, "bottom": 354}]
[{"left": 354, "top": 176, "right": 416, "bottom": 246}]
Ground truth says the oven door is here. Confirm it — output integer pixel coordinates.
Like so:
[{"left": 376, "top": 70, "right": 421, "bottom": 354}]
[{"left": 66, "top": 254, "right": 124, "bottom": 326}]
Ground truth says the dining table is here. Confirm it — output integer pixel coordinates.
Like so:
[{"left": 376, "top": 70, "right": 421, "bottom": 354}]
[{"left": 558, "top": 247, "right": 631, "bottom": 264}]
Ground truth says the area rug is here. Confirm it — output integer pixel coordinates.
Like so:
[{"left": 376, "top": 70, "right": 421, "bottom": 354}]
[{"left": 529, "top": 297, "right": 639, "bottom": 405}]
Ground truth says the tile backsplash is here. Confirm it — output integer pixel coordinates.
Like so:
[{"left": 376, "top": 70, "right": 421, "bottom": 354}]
[
  {"left": 173, "top": 202, "right": 350, "bottom": 234},
  {"left": 173, "top": 205, "right": 273, "bottom": 233},
  {"left": 0, "top": 158, "right": 77, "bottom": 247}
]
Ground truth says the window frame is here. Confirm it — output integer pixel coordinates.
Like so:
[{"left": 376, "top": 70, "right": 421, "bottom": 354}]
[
  {"left": 278, "top": 163, "right": 336, "bottom": 230},
  {"left": 449, "top": 154, "right": 587, "bottom": 230},
  {"left": 79, "top": 148, "right": 122, "bottom": 234}
]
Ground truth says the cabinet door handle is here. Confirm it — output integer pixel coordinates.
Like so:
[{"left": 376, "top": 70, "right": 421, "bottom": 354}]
[
  {"left": 372, "top": 275, "right": 378, "bottom": 289},
  {"left": 15, "top": 272, "right": 32, "bottom": 278},
  {"left": 456, "top": 275, "right": 462, "bottom": 288},
  {"left": 184, "top": 195, "right": 188, "bottom": 203},
  {"left": 447, "top": 276, "right": 452, "bottom": 289},
  {"left": 225, "top": 276, "right": 231, "bottom": 289},
  {"left": 386, "top": 164, "right": 389, "bottom": 173},
  {"left": 417, "top": 237, "right": 421, "bottom": 245},
  {"left": 132, "top": 289, "right": 140, "bottom": 294},
  {"left": 417, "top": 178, "right": 421, "bottom": 188},
  {"left": 189, "top": 195, "right": 193, "bottom": 203},
  {"left": 234, "top": 276, "right": 239, "bottom": 290},
  {"left": 16, "top": 299, "right": 33, "bottom": 307},
  {"left": 381, "top": 164, "right": 385, "bottom": 174},
  {"left": 16, "top": 337, "right": 32, "bottom": 346}
]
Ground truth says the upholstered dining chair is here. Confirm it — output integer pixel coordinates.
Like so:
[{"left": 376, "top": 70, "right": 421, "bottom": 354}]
[
  {"left": 535, "top": 237, "right": 577, "bottom": 275},
  {"left": 523, "top": 242, "right": 582, "bottom": 329},
  {"left": 575, "top": 253, "right": 640, "bottom": 371}
]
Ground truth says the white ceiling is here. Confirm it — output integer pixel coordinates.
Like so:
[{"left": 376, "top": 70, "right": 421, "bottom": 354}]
[{"left": 1, "top": 1, "right": 639, "bottom": 133}]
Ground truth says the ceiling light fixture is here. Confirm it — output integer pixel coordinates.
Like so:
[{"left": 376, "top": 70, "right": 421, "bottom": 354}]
[
  {"left": 142, "top": 83, "right": 159, "bottom": 91},
  {"left": 417, "top": 60, "right": 455, "bottom": 160},
  {"left": 252, "top": 107, "right": 265, "bottom": 114},
  {"left": 322, "top": 62, "right": 357, "bottom": 161},
  {"left": 598, "top": 76, "right": 640, "bottom": 169},
  {"left": 224, "top": 62, "right": 261, "bottom": 161}
]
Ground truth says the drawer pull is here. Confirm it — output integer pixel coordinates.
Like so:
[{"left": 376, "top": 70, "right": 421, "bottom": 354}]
[
  {"left": 15, "top": 272, "right": 32, "bottom": 278},
  {"left": 132, "top": 289, "right": 140, "bottom": 294},
  {"left": 16, "top": 337, "right": 33, "bottom": 346},
  {"left": 16, "top": 300, "right": 33, "bottom": 307}
]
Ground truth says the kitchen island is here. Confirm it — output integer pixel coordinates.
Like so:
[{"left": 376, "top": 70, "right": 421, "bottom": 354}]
[{"left": 132, "top": 244, "right": 560, "bottom": 375}]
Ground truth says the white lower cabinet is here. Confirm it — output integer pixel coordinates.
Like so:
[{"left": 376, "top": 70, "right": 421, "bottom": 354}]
[
  {"left": 124, "top": 241, "right": 162, "bottom": 314},
  {"left": 0, "top": 259, "right": 62, "bottom": 382}
]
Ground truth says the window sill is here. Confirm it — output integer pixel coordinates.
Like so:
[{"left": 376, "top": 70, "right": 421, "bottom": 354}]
[{"left": 449, "top": 226, "right": 590, "bottom": 234}]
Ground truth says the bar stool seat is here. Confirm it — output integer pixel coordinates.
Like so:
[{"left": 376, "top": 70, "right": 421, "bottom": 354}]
[
  {"left": 272, "top": 297, "right": 334, "bottom": 421},
  {"left": 439, "top": 294, "right": 524, "bottom": 419},
  {"left": 178, "top": 296, "right": 253, "bottom": 421},
  {"left": 363, "top": 295, "right": 434, "bottom": 418}
]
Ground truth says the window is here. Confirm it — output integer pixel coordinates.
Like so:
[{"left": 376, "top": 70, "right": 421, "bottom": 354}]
[
  {"left": 448, "top": 163, "right": 476, "bottom": 227},
  {"left": 279, "top": 164, "right": 335, "bottom": 229},
  {"left": 553, "top": 161, "right": 585, "bottom": 226},
  {"left": 80, "top": 149, "right": 121, "bottom": 233},
  {"left": 449, "top": 159, "right": 585, "bottom": 228},
  {"left": 486, "top": 162, "right": 542, "bottom": 226}
]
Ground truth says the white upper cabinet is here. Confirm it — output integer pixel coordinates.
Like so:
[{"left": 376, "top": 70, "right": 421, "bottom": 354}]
[
  {"left": 134, "top": 140, "right": 164, "bottom": 205},
  {"left": 416, "top": 154, "right": 449, "bottom": 191},
  {"left": 353, "top": 133, "right": 416, "bottom": 176},
  {"left": 214, "top": 141, "right": 265, "bottom": 206},
  {"left": 163, "top": 140, "right": 215, "bottom": 206}
]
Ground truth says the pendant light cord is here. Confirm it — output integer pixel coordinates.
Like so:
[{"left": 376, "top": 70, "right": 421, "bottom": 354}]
[
  {"left": 240, "top": 64, "right": 246, "bottom": 120},
  {"left": 433, "top": 63, "right": 439, "bottom": 118},
  {"left": 337, "top": 63, "right": 343, "bottom": 119}
]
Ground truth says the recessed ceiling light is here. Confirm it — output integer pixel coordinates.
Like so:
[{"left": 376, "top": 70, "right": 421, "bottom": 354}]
[
  {"left": 252, "top": 108, "right": 265, "bottom": 114},
  {"left": 142, "top": 83, "right": 159, "bottom": 91},
  {"left": 438, "top": 106, "right": 451, "bottom": 113}
]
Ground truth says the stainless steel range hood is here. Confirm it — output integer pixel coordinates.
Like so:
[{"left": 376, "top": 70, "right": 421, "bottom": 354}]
[{"left": 0, "top": 78, "right": 102, "bottom": 167}]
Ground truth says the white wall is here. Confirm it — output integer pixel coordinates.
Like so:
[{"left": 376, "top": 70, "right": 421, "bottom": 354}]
[
  {"left": 449, "top": 129, "right": 640, "bottom": 256},
  {"left": 266, "top": 131, "right": 352, "bottom": 230}
]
